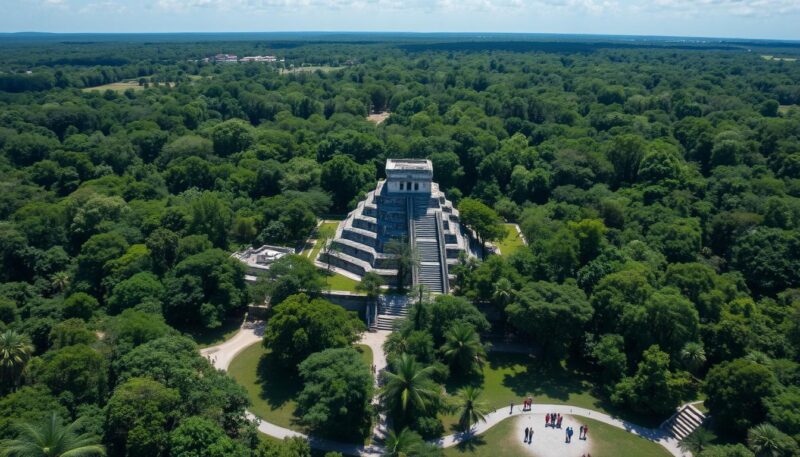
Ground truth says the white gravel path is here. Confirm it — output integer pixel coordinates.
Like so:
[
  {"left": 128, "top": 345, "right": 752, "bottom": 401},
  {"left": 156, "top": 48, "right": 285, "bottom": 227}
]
[
  {"left": 512, "top": 414, "right": 592, "bottom": 457},
  {"left": 200, "top": 320, "right": 264, "bottom": 370},
  {"left": 435, "top": 404, "right": 687, "bottom": 457}
]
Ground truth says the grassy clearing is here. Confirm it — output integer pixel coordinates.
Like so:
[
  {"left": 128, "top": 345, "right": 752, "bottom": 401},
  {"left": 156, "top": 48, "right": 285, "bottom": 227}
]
[
  {"left": 440, "top": 352, "right": 607, "bottom": 431},
  {"left": 82, "top": 81, "right": 145, "bottom": 92},
  {"left": 496, "top": 224, "right": 526, "bottom": 256},
  {"left": 580, "top": 416, "right": 672, "bottom": 457},
  {"left": 229, "top": 342, "right": 374, "bottom": 435},
  {"left": 367, "top": 112, "right": 391, "bottom": 124},
  {"left": 355, "top": 343, "right": 373, "bottom": 367},
  {"left": 186, "top": 315, "right": 243, "bottom": 348},
  {"left": 304, "top": 222, "right": 339, "bottom": 259},
  {"left": 444, "top": 417, "right": 521, "bottom": 457},
  {"left": 324, "top": 271, "right": 362, "bottom": 293},
  {"left": 228, "top": 343, "right": 304, "bottom": 431}
]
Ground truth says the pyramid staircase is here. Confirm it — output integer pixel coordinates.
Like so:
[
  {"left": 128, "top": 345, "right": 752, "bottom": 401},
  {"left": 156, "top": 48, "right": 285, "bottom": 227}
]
[
  {"left": 411, "top": 198, "right": 447, "bottom": 294},
  {"left": 663, "top": 403, "right": 707, "bottom": 440},
  {"left": 374, "top": 295, "right": 410, "bottom": 331}
]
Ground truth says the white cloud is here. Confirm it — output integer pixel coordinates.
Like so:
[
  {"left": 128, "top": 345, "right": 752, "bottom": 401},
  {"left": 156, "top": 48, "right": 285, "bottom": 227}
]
[
  {"left": 641, "top": 0, "right": 800, "bottom": 17},
  {"left": 33, "top": 0, "right": 800, "bottom": 18}
]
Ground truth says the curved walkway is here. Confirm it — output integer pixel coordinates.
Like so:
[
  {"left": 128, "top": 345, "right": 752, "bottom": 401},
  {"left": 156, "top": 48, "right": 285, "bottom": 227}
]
[{"left": 200, "top": 325, "right": 689, "bottom": 457}]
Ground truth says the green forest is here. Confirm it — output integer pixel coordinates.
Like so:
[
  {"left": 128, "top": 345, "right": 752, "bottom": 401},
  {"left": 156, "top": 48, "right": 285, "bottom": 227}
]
[{"left": 1, "top": 34, "right": 800, "bottom": 457}]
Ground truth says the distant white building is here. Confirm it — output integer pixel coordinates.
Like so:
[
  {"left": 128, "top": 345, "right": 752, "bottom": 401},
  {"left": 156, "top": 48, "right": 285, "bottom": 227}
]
[
  {"left": 213, "top": 54, "right": 239, "bottom": 63},
  {"left": 232, "top": 245, "right": 294, "bottom": 282},
  {"left": 240, "top": 55, "right": 278, "bottom": 63}
]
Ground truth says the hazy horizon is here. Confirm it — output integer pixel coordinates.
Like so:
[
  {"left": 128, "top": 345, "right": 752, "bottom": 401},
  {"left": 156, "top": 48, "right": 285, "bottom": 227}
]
[{"left": 3, "top": 0, "right": 800, "bottom": 41}]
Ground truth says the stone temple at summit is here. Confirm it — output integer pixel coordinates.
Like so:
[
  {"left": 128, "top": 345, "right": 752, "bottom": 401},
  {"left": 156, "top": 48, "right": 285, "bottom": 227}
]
[{"left": 322, "top": 159, "right": 474, "bottom": 294}]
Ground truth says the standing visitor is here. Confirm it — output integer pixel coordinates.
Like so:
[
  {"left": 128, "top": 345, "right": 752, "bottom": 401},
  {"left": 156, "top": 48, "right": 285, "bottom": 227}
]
[
  {"left": 509, "top": 402, "right": 514, "bottom": 414},
  {"left": 579, "top": 425, "right": 584, "bottom": 439},
  {"left": 545, "top": 413, "right": 550, "bottom": 427},
  {"left": 524, "top": 427, "right": 529, "bottom": 442},
  {"left": 583, "top": 424, "right": 589, "bottom": 440}
]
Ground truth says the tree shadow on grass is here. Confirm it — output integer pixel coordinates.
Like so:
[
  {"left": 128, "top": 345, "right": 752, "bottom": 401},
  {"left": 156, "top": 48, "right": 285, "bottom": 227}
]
[
  {"left": 444, "top": 369, "right": 486, "bottom": 394},
  {"left": 452, "top": 434, "right": 487, "bottom": 453},
  {"left": 499, "top": 353, "right": 590, "bottom": 404},
  {"left": 496, "top": 353, "right": 667, "bottom": 428},
  {"left": 256, "top": 352, "right": 302, "bottom": 417},
  {"left": 186, "top": 313, "right": 245, "bottom": 347}
]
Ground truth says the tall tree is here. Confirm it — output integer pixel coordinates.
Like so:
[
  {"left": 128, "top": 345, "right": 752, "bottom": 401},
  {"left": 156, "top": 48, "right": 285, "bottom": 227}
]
[
  {"left": 454, "top": 386, "right": 489, "bottom": 434},
  {"left": 262, "top": 294, "right": 365, "bottom": 369},
  {"left": 505, "top": 281, "right": 593, "bottom": 361},
  {"left": 747, "top": 423, "right": 799, "bottom": 457},
  {"left": 440, "top": 323, "right": 486, "bottom": 376},
  {"left": 381, "top": 354, "right": 441, "bottom": 426},
  {"left": 296, "top": 348, "right": 373, "bottom": 439},
  {"left": 0, "top": 330, "right": 33, "bottom": 394},
  {"left": 386, "top": 238, "right": 417, "bottom": 292},
  {"left": 457, "top": 198, "right": 507, "bottom": 256},
  {"left": 0, "top": 413, "right": 105, "bottom": 457}
]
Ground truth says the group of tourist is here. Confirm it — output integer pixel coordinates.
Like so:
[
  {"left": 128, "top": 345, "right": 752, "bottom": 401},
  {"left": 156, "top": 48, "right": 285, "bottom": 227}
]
[
  {"left": 523, "top": 427, "right": 534, "bottom": 444},
  {"left": 545, "top": 412, "right": 562, "bottom": 428},
  {"left": 522, "top": 396, "right": 533, "bottom": 411},
  {"left": 565, "top": 424, "right": 589, "bottom": 443}
]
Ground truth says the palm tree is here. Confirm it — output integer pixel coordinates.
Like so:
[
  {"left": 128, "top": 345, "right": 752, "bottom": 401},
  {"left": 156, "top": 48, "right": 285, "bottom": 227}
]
[
  {"left": 407, "top": 301, "right": 427, "bottom": 331},
  {"left": 748, "top": 423, "right": 799, "bottom": 457},
  {"left": 50, "top": 272, "right": 70, "bottom": 294},
  {"left": 441, "top": 323, "right": 486, "bottom": 375},
  {"left": 678, "top": 427, "right": 715, "bottom": 454},
  {"left": 455, "top": 386, "right": 489, "bottom": 434},
  {"left": 384, "top": 428, "right": 425, "bottom": 457},
  {"left": 679, "top": 342, "right": 706, "bottom": 376},
  {"left": 408, "top": 284, "right": 429, "bottom": 305},
  {"left": 386, "top": 238, "right": 418, "bottom": 292},
  {"left": 0, "top": 413, "right": 105, "bottom": 457},
  {"left": 381, "top": 354, "right": 440, "bottom": 424},
  {"left": 0, "top": 330, "right": 34, "bottom": 393},
  {"left": 491, "top": 278, "right": 514, "bottom": 308}
]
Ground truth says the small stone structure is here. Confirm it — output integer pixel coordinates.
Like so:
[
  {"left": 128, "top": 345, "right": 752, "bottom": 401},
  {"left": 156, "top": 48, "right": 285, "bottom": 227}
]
[
  {"left": 322, "top": 159, "right": 473, "bottom": 293},
  {"left": 232, "top": 244, "right": 294, "bottom": 281}
]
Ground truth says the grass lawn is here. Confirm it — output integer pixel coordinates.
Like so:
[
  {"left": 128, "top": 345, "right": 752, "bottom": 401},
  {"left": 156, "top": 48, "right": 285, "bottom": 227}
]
[
  {"left": 496, "top": 224, "right": 526, "bottom": 256},
  {"left": 444, "top": 416, "right": 521, "bottom": 457},
  {"left": 355, "top": 344, "right": 374, "bottom": 367},
  {"left": 580, "top": 417, "right": 672, "bottom": 457},
  {"left": 186, "top": 315, "right": 243, "bottom": 348},
  {"left": 304, "top": 222, "right": 339, "bottom": 259},
  {"left": 228, "top": 342, "right": 304, "bottom": 431},
  {"left": 82, "top": 81, "right": 145, "bottom": 92},
  {"left": 324, "top": 271, "right": 362, "bottom": 292},
  {"left": 441, "top": 352, "right": 666, "bottom": 432},
  {"left": 229, "top": 342, "right": 374, "bottom": 434},
  {"left": 446, "top": 352, "right": 604, "bottom": 412}
]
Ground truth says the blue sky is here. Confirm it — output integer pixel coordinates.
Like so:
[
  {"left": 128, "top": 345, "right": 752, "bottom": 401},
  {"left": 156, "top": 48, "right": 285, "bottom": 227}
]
[{"left": 3, "top": 0, "right": 800, "bottom": 40}]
